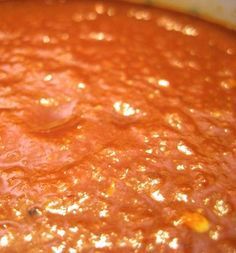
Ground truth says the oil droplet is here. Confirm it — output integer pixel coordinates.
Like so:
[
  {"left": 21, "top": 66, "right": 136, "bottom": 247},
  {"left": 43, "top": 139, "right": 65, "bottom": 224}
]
[
  {"left": 176, "top": 164, "right": 186, "bottom": 171},
  {"left": 24, "top": 234, "right": 32, "bottom": 242},
  {"left": 128, "top": 9, "right": 151, "bottom": 21},
  {"left": 226, "top": 48, "right": 234, "bottom": 55},
  {"left": 169, "top": 238, "right": 179, "bottom": 249},
  {"left": 145, "top": 148, "right": 153, "bottom": 154},
  {"left": 166, "top": 113, "right": 182, "bottom": 130},
  {"left": 42, "top": 35, "right": 51, "bottom": 43},
  {"left": 69, "top": 248, "right": 77, "bottom": 253},
  {"left": 44, "top": 74, "right": 53, "bottom": 82},
  {"left": 214, "top": 199, "right": 230, "bottom": 216},
  {"left": 94, "top": 234, "right": 112, "bottom": 248},
  {"left": 107, "top": 8, "right": 115, "bottom": 16},
  {"left": 88, "top": 32, "right": 112, "bottom": 41},
  {"left": 151, "top": 190, "right": 165, "bottom": 202},
  {"left": 77, "top": 82, "right": 86, "bottom": 89},
  {"left": 57, "top": 229, "right": 66, "bottom": 237},
  {"left": 182, "top": 212, "right": 210, "bottom": 233},
  {"left": 51, "top": 244, "right": 65, "bottom": 253},
  {"left": 69, "top": 226, "right": 79, "bottom": 233},
  {"left": 158, "top": 79, "right": 170, "bottom": 87},
  {"left": 182, "top": 25, "right": 198, "bottom": 36},
  {"left": 155, "top": 230, "right": 169, "bottom": 244},
  {"left": 39, "top": 97, "right": 57, "bottom": 107},
  {"left": 86, "top": 12, "right": 97, "bottom": 21},
  {"left": 158, "top": 17, "right": 198, "bottom": 36},
  {"left": 175, "top": 192, "right": 188, "bottom": 202},
  {"left": 77, "top": 239, "right": 83, "bottom": 249},
  {"left": 220, "top": 79, "right": 236, "bottom": 89},
  {"left": 99, "top": 209, "right": 109, "bottom": 218},
  {"left": 0, "top": 235, "right": 9, "bottom": 247},
  {"left": 95, "top": 3, "right": 105, "bottom": 15},
  {"left": 113, "top": 101, "right": 139, "bottom": 116},
  {"left": 209, "top": 229, "right": 220, "bottom": 241},
  {"left": 177, "top": 142, "right": 193, "bottom": 156}
]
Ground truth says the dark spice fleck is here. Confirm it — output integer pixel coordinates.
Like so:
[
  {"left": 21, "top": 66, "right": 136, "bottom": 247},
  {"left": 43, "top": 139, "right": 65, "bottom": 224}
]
[{"left": 28, "top": 207, "right": 42, "bottom": 217}]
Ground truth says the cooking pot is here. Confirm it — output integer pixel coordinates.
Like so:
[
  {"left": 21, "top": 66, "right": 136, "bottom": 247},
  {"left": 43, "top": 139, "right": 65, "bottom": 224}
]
[{"left": 124, "top": 0, "right": 236, "bottom": 29}]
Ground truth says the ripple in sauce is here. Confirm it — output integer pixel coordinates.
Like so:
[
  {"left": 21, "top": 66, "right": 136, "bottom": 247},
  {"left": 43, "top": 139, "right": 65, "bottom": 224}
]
[{"left": 0, "top": 0, "right": 235, "bottom": 252}]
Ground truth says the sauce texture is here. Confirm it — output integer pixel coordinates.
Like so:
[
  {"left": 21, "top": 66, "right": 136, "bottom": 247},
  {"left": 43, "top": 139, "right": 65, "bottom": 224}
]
[{"left": 0, "top": 0, "right": 236, "bottom": 252}]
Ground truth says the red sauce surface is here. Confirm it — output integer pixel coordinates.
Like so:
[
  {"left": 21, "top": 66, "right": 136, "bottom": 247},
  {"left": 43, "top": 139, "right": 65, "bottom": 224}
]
[{"left": 0, "top": 0, "right": 236, "bottom": 252}]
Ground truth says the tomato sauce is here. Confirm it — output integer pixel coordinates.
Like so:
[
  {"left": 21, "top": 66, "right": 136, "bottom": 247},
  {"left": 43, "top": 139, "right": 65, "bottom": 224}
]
[{"left": 0, "top": 0, "right": 235, "bottom": 252}]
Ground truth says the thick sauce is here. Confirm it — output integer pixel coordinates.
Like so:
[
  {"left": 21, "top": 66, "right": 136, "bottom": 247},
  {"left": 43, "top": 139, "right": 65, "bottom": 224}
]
[{"left": 0, "top": 0, "right": 235, "bottom": 252}]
